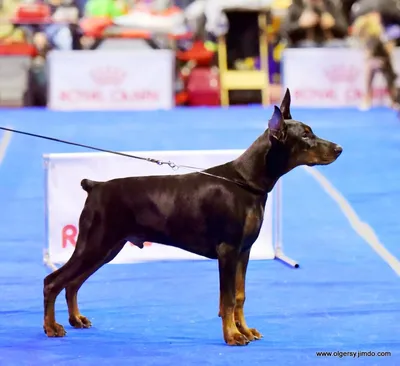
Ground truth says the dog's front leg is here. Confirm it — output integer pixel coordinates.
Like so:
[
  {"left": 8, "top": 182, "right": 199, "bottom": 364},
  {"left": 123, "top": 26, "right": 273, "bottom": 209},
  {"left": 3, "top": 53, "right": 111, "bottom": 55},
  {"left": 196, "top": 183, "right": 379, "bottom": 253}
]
[
  {"left": 234, "top": 250, "right": 263, "bottom": 341},
  {"left": 217, "top": 243, "right": 250, "bottom": 346}
]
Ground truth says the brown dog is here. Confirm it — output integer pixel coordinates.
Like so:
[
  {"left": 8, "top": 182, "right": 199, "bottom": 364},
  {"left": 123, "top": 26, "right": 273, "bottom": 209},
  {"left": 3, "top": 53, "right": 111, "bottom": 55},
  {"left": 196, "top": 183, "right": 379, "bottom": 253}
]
[{"left": 43, "top": 89, "right": 342, "bottom": 346}]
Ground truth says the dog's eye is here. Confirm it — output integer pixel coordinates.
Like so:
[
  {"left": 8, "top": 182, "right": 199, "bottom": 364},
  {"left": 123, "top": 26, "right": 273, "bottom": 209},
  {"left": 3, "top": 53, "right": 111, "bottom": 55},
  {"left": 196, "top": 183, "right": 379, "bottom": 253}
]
[{"left": 302, "top": 131, "right": 311, "bottom": 139}]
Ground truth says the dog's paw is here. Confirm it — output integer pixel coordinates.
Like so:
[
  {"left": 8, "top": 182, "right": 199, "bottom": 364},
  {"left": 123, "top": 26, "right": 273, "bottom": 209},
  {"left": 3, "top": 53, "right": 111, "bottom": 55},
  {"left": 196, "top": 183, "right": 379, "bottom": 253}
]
[
  {"left": 69, "top": 315, "right": 92, "bottom": 329},
  {"left": 236, "top": 322, "right": 263, "bottom": 341},
  {"left": 225, "top": 332, "right": 250, "bottom": 346},
  {"left": 245, "top": 328, "right": 263, "bottom": 341},
  {"left": 43, "top": 322, "right": 67, "bottom": 337}
]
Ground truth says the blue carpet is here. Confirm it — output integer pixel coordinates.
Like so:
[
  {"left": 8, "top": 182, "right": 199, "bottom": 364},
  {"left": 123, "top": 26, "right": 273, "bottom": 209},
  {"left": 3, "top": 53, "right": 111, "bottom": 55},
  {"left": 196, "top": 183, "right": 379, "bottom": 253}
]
[{"left": 0, "top": 106, "right": 399, "bottom": 366}]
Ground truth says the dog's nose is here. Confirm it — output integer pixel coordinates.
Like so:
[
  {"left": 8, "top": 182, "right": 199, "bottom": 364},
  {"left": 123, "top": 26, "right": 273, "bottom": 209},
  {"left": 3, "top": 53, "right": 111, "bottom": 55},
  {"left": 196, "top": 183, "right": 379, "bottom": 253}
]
[{"left": 334, "top": 145, "right": 343, "bottom": 156}]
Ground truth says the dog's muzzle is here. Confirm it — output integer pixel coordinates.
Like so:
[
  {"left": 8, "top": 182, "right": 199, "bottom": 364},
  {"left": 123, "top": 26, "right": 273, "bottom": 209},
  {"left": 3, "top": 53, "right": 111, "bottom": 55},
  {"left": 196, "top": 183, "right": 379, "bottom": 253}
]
[{"left": 334, "top": 145, "right": 343, "bottom": 158}]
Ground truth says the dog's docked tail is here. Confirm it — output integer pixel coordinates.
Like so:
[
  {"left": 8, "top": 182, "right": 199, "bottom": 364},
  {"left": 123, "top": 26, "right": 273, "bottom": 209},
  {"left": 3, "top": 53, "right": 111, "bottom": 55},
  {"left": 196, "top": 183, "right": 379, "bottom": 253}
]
[{"left": 81, "top": 179, "right": 100, "bottom": 193}]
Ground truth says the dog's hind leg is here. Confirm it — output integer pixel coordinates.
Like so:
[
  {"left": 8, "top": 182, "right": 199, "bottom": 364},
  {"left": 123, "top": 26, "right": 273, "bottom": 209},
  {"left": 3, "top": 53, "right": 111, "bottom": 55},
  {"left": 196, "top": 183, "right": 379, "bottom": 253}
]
[
  {"left": 43, "top": 251, "right": 83, "bottom": 337},
  {"left": 43, "top": 240, "right": 117, "bottom": 337},
  {"left": 43, "top": 210, "right": 118, "bottom": 337},
  {"left": 234, "top": 250, "right": 263, "bottom": 341},
  {"left": 65, "top": 240, "right": 126, "bottom": 329}
]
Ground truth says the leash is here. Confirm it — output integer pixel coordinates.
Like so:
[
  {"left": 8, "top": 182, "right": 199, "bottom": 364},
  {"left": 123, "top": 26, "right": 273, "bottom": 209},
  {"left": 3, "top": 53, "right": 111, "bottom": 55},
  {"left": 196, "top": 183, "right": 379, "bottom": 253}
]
[{"left": 0, "top": 126, "right": 265, "bottom": 195}]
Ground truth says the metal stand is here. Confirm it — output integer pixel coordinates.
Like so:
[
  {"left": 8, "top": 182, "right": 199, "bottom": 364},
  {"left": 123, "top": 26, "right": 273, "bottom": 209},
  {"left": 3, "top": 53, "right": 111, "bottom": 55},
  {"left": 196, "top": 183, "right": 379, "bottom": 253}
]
[{"left": 273, "top": 179, "right": 299, "bottom": 268}]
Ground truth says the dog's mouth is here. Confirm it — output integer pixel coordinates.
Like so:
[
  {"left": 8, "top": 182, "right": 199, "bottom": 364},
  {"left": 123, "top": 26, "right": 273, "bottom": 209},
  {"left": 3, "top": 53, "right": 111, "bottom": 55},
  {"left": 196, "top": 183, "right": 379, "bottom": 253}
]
[
  {"left": 304, "top": 144, "right": 342, "bottom": 167},
  {"left": 306, "top": 152, "right": 342, "bottom": 166}
]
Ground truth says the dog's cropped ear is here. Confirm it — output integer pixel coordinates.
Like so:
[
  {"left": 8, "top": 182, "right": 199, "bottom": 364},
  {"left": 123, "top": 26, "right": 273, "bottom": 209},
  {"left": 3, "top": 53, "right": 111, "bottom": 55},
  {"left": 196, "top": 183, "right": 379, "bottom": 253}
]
[
  {"left": 280, "top": 88, "right": 292, "bottom": 120},
  {"left": 268, "top": 106, "right": 286, "bottom": 141}
]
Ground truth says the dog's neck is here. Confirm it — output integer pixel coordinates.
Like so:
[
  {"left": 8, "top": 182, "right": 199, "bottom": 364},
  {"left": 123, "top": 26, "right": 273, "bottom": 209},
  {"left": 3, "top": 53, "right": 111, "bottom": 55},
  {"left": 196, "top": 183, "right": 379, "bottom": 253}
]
[{"left": 233, "top": 130, "right": 291, "bottom": 194}]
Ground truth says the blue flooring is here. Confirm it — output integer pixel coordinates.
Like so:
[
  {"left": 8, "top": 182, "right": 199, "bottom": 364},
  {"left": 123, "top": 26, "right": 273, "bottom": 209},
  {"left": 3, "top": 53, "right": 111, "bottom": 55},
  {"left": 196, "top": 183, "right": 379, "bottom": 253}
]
[{"left": 0, "top": 106, "right": 399, "bottom": 366}]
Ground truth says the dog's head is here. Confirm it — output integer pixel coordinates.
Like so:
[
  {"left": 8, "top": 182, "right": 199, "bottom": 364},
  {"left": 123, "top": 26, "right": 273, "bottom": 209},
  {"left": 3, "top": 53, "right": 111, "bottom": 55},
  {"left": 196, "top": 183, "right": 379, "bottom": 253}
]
[{"left": 268, "top": 88, "right": 342, "bottom": 169}]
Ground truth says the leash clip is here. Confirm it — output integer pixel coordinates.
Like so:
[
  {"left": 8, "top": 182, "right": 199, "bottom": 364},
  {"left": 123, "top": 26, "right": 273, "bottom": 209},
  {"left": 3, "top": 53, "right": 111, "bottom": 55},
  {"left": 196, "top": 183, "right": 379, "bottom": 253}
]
[
  {"left": 167, "top": 161, "right": 179, "bottom": 170},
  {"left": 149, "top": 158, "right": 178, "bottom": 170}
]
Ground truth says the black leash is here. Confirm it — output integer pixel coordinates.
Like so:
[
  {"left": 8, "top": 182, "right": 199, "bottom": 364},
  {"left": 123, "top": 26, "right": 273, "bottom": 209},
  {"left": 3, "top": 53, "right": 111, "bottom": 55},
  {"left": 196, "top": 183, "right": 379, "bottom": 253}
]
[
  {"left": 0, "top": 126, "right": 175, "bottom": 167},
  {"left": 0, "top": 126, "right": 265, "bottom": 195}
]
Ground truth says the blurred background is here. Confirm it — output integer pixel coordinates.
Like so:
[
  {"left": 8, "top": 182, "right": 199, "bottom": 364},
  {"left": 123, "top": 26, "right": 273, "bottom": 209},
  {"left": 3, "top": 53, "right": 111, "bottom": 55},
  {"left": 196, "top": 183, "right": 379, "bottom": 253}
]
[{"left": 0, "top": 0, "right": 399, "bottom": 109}]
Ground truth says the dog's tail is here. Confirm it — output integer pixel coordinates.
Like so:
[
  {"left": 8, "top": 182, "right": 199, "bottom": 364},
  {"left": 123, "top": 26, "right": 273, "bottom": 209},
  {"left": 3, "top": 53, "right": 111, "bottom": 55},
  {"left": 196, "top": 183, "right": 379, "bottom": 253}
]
[{"left": 81, "top": 179, "right": 100, "bottom": 194}]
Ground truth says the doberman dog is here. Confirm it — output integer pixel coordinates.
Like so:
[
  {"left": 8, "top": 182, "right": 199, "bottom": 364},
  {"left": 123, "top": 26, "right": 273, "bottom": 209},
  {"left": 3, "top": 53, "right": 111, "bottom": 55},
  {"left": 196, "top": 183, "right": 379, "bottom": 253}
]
[{"left": 43, "top": 89, "right": 342, "bottom": 346}]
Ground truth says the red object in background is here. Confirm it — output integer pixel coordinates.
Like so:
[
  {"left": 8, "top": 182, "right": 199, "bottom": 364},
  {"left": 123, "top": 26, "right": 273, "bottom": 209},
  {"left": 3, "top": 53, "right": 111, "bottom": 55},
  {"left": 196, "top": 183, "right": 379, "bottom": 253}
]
[
  {"left": 175, "top": 91, "right": 188, "bottom": 105},
  {"left": 79, "top": 17, "right": 114, "bottom": 37},
  {"left": 187, "top": 67, "right": 220, "bottom": 106},
  {"left": 176, "top": 41, "right": 214, "bottom": 66},
  {"left": 177, "top": 41, "right": 217, "bottom": 106},
  {"left": 79, "top": 17, "right": 192, "bottom": 39},
  {"left": 0, "top": 43, "right": 38, "bottom": 57},
  {"left": 11, "top": 3, "right": 51, "bottom": 24}
]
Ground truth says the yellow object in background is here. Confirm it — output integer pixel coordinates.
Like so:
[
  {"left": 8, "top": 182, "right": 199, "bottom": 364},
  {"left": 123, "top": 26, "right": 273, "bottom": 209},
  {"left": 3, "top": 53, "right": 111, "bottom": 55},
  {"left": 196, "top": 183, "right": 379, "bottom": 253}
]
[
  {"left": 204, "top": 41, "right": 217, "bottom": 52},
  {"left": 0, "top": 0, "right": 21, "bottom": 40},
  {"left": 273, "top": 42, "right": 285, "bottom": 62},
  {"left": 352, "top": 12, "right": 384, "bottom": 39},
  {"left": 271, "top": 0, "right": 292, "bottom": 10},
  {"left": 234, "top": 57, "right": 255, "bottom": 71}
]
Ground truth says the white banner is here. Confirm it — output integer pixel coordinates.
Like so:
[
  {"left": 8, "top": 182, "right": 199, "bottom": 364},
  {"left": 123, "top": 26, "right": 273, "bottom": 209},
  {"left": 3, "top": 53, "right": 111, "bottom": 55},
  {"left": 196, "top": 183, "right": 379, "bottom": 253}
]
[
  {"left": 44, "top": 150, "right": 275, "bottom": 265},
  {"left": 282, "top": 47, "right": 400, "bottom": 108},
  {"left": 48, "top": 50, "right": 175, "bottom": 111}
]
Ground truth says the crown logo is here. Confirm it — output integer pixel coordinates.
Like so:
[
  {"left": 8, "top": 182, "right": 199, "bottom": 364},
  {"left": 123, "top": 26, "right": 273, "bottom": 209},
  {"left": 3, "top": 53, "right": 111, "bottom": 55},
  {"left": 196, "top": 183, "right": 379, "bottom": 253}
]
[
  {"left": 90, "top": 66, "right": 126, "bottom": 86},
  {"left": 324, "top": 65, "right": 359, "bottom": 83}
]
